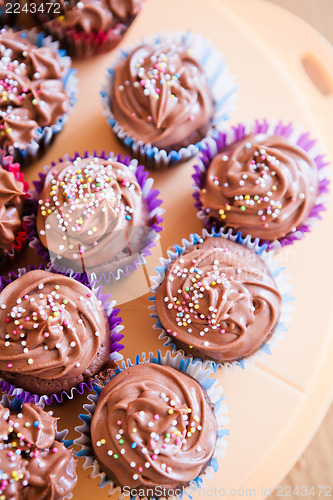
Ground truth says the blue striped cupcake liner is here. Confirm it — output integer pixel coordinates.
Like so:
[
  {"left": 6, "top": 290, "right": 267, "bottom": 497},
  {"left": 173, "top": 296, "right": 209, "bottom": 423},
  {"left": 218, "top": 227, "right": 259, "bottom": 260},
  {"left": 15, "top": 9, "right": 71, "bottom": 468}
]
[
  {"left": 74, "top": 350, "right": 229, "bottom": 499},
  {"left": 101, "top": 31, "right": 238, "bottom": 169},
  {"left": 149, "top": 227, "right": 294, "bottom": 372}
]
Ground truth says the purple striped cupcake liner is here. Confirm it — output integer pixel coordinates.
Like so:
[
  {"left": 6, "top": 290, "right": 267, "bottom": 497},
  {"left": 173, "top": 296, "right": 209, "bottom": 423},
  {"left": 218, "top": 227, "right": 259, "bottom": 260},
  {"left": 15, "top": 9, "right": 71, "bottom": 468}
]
[
  {"left": 0, "top": 150, "right": 30, "bottom": 265},
  {"left": 74, "top": 350, "right": 229, "bottom": 499},
  {"left": 0, "top": 264, "right": 124, "bottom": 406},
  {"left": 149, "top": 228, "right": 294, "bottom": 372},
  {"left": 0, "top": 29, "right": 77, "bottom": 166},
  {"left": 26, "top": 151, "right": 164, "bottom": 284},
  {"left": 101, "top": 31, "right": 238, "bottom": 170},
  {"left": 193, "top": 119, "right": 330, "bottom": 251}
]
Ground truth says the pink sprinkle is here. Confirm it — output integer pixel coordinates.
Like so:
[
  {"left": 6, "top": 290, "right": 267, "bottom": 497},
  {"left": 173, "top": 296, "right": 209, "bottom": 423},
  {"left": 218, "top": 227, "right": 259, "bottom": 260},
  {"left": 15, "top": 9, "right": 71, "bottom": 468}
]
[
  {"left": 166, "top": 329, "right": 171, "bottom": 333},
  {"left": 155, "top": 88, "right": 160, "bottom": 94},
  {"left": 162, "top": 443, "right": 167, "bottom": 449},
  {"left": 167, "top": 304, "right": 173, "bottom": 310},
  {"left": 140, "top": 80, "right": 145, "bottom": 86},
  {"left": 175, "top": 437, "right": 180, "bottom": 445},
  {"left": 147, "top": 115, "right": 153, "bottom": 122},
  {"left": 220, "top": 329, "right": 225, "bottom": 334},
  {"left": 153, "top": 414, "right": 159, "bottom": 420},
  {"left": 223, "top": 248, "right": 229, "bottom": 253},
  {"left": 25, "top": 317, "right": 30, "bottom": 321},
  {"left": 184, "top": 294, "right": 189, "bottom": 300},
  {"left": 87, "top": 292, "right": 92, "bottom": 297},
  {"left": 152, "top": 454, "right": 157, "bottom": 461},
  {"left": 7, "top": 363, "right": 12, "bottom": 368},
  {"left": 131, "top": 112, "right": 136, "bottom": 118},
  {"left": 18, "top": 325, "right": 23, "bottom": 330},
  {"left": 44, "top": 332, "right": 49, "bottom": 338},
  {"left": 33, "top": 451, "right": 39, "bottom": 458},
  {"left": 291, "top": 197, "right": 296, "bottom": 202},
  {"left": 52, "top": 447, "right": 58, "bottom": 453},
  {"left": 261, "top": 216, "right": 266, "bottom": 221},
  {"left": 24, "top": 295, "right": 29, "bottom": 300},
  {"left": 189, "top": 115, "right": 195, "bottom": 121},
  {"left": 12, "top": 330, "right": 17, "bottom": 335},
  {"left": 5, "top": 319, "right": 10, "bottom": 323},
  {"left": 172, "top": 332, "right": 177, "bottom": 337},
  {"left": 117, "top": 420, "right": 122, "bottom": 426},
  {"left": 93, "top": 241, "right": 98, "bottom": 247}
]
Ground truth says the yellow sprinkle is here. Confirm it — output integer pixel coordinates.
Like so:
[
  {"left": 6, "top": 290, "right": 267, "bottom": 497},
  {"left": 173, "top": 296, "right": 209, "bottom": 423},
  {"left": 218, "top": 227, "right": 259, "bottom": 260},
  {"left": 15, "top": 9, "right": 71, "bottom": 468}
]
[
  {"left": 28, "top": 358, "right": 33, "bottom": 365},
  {"left": 176, "top": 300, "right": 180, "bottom": 305},
  {"left": 41, "top": 211, "right": 47, "bottom": 216},
  {"left": 47, "top": 209, "right": 52, "bottom": 214},
  {"left": 53, "top": 312, "right": 58, "bottom": 317},
  {"left": 182, "top": 322, "right": 187, "bottom": 327},
  {"left": 100, "top": 439, "right": 106, "bottom": 445},
  {"left": 6, "top": 128, "right": 12, "bottom": 133},
  {"left": 272, "top": 185, "right": 277, "bottom": 191},
  {"left": 187, "top": 432, "right": 192, "bottom": 437},
  {"left": 226, "top": 204, "right": 231, "bottom": 210},
  {"left": 193, "top": 415, "right": 199, "bottom": 422},
  {"left": 189, "top": 345, "right": 193, "bottom": 349},
  {"left": 194, "top": 305, "right": 199, "bottom": 310},
  {"left": 132, "top": 428, "right": 137, "bottom": 433},
  {"left": 92, "top": 227, "right": 97, "bottom": 232},
  {"left": 211, "top": 281, "right": 216, "bottom": 286},
  {"left": 168, "top": 409, "right": 173, "bottom": 414},
  {"left": 218, "top": 209, "right": 224, "bottom": 215},
  {"left": 244, "top": 195, "right": 250, "bottom": 200},
  {"left": 221, "top": 214, "right": 227, "bottom": 219}
]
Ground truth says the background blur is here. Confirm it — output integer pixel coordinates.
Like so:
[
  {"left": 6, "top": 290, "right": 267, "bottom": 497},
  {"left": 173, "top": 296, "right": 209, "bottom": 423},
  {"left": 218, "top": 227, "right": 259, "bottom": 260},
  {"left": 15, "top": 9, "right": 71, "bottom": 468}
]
[{"left": 265, "top": 2, "right": 333, "bottom": 497}]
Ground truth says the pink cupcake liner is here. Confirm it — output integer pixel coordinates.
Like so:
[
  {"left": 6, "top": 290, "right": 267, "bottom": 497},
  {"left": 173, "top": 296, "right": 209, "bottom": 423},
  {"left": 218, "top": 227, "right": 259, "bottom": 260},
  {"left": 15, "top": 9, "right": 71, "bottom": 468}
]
[
  {"left": 192, "top": 119, "right": 330, "bottom": 251},
  {"left": 0, "top": 264, "right": 124, "bottom": 406},
  {"left": 26, "top": 151, "right": 164, "bottom": 283},
  {"left": 31, "top": 2, "right": 142, "bottom": 59},
  {"left": 0, "top": 150, "right": 30, "bottom": 265}
]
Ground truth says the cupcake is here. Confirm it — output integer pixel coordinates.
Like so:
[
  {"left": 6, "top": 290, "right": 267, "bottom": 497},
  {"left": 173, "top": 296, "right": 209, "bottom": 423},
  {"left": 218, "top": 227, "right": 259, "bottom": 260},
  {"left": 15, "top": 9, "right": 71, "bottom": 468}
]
[
  {"left": 75, "top": 352, "right": 228, "bottom": 498},
  {"left": 0, "top": 395, "right": 77, "bottom": 498},
  {"left": 0, "top": 0, "right": 17, "bottom": 26},
  {"left": 194, "top": 120, "right": 330, "bottom": 248},
  {"left": 0, "top": 268, "right": 123, "bottom": 404},
  {"left": 150, "top": 230, "right": 294, "bottom": 369},
  {"left": 102, "top": 32, "right": 237, "bottom": 169},
  {"left": 0, "top": 151, "right": 29, "bottom": 263},
  {"left": 28, "top": 152, "right": 163, "bottom": 281},
  {"left": 0, "top": 29, "right": 76, "bottom": 165},
  {"left": 31, "top": 0, "right": 144, "bottom": 58}
]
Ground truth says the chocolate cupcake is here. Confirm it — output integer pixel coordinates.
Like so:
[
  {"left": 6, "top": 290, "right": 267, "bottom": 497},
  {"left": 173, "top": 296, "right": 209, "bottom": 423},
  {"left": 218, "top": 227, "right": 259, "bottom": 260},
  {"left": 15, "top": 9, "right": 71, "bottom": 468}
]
[
  {"left": 102, "top": 32, "right": 237, "bottom": 169},
  {"left": 75, "top": 352, "right": 228, "bottom": 498},
  {"left": 28, "top": 152, "right": 163, "bottom": 281},
  {"left": 0, "top": 152, "right": 28, "bottom": 262},
  {"left": 0, "top": 0, "right": 17, "bottom": 26},
  {"left": 0, "top": 29, "right": 76, "bottom": 165},
  {"left": 194, "top": 120, "right": 330, "bottom": 248},
  {"left": 31, "top": 0, "right": 144, "bottom": 58},
  {"left": 0, "top": 268, "right": 123, "bottom": 403},
  {"left": 0, "top": 396, "right": 77, "bottom": 498},
  {"left": 150, "top": 230, "right": 294, "bottom": 369}
]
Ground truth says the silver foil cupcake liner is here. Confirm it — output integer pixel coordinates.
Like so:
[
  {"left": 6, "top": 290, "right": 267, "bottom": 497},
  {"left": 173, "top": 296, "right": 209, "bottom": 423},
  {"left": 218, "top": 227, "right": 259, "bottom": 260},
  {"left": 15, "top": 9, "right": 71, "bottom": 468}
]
[
  {"left": 149, "top": 227, "right": 294, "bottom": 372},
  {"left": 101, "top": 31, "right": 238, "bottom": 169},
  {"left": 74, "top": 350, "right": 229, "bottom": 499}
]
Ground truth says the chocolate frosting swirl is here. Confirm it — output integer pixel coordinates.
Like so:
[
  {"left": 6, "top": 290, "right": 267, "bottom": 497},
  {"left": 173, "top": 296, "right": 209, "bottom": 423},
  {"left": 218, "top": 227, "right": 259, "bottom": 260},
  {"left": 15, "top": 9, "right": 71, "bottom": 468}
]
[
  {"left": 0, "top": 30, "right": 70, "bottom": 149},
  {"left": 0, "top": 165, "right": 25, "bottom": 251},
  {"left": 111, "top": 41, "right": 215, "bottom": 151},
  {"left": 91, "top": 363, "right": 217, "bottom": 494},
  {"left": 0, "top": 401, "right": 77, "bottom": 499},
  {"left": 155, "top": 238, "right": 281, "bottom": 362},
  {"left": 58, "top": 0, "right": 142, "bottom": 32},
  {"left": 0, "top": 270, "right": 108, "bottom": 380},
  {"left": 199, "top": 134, "right": 319, "bottom": 241},
  {"left": 36, "top": 156, "right": 146, "bottom": 271}
]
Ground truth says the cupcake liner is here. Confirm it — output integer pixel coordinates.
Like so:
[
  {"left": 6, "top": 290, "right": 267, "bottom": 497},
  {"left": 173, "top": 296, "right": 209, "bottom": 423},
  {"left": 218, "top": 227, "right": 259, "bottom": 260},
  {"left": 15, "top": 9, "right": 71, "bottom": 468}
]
[
  {"left": 0, "top": 29, "right": 77, "bottom": 166},
  {"left": 0, "top": 393, "right": 75, "bottom": 499},
  {"left": 0, "top": 150, "right": 30, "bottom": 265},
  {"left": 74, "top": 350, "right": 229, "bottom": 499},
  {"left": 26, "top": 151, "right": 164, "bottom": 283},
  {"left": 193, "top": 119, "right": 330, "bottom": 251},
  {"left": 0, "top": 264, "right": 124, "bottom": 406},
  {"left": 101, "top": 31, "right": 238, "bottom": 170},
  {"left": 149, "top": 227, "right": 294, "bottom": 372}
]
